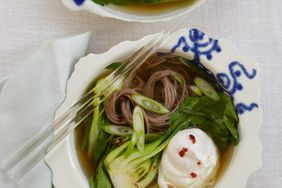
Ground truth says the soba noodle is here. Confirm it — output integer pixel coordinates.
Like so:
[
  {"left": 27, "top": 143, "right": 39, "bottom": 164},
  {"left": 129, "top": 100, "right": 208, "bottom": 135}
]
[{"left": 105, "top": 53, "right": 196, "bottom": 132}]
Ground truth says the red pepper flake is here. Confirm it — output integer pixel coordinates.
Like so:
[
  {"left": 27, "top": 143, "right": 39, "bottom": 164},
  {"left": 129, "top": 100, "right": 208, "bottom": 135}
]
[
  {"left": 190, "top": 172, "right": 197, "bottom": 178},
  {"left": 189, "top": 134, "right": 196, "bottom": 144},
  {"left": 197, "top": 161, "right": 201, "bottom": 166},
  {"left": 178, "top": 148, "right": 188, "bottom": 157}
]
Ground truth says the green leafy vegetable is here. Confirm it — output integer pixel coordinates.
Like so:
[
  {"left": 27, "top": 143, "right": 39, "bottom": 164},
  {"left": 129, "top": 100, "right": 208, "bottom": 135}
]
[
  {"left": 145, "top": 133, "right": 161, "bottom": 143},
  {"left": 88, "top": 98, "right": 101, "bottom": 156},
  {"left": 106, "top": 62, "right": 122, "bottom": 70},
  {"left": 90, "top": 176, "right": 96, "bottom": 188},
  {"left": 169, "top": 93, "right": 239, "bottom": 151},
  {"left": 96, "top": 161, "right": 112, "bottom": 188},
  {"left": 82, "top": 115, "right": 92, "bottom": 150},
  {"left": 90, "top": 159, "right": 113, "bottom": 188},
  {"left": 179, "top": 57, "right": 216, "bottom": 82},
  {"left": 93, "top": 116, "right": 112, "bottom": 161}
]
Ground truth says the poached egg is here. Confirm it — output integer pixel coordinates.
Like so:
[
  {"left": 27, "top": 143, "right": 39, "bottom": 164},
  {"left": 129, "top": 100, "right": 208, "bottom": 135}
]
[{"left": 158, "top": 128, "right": 219, "bottom": 188}]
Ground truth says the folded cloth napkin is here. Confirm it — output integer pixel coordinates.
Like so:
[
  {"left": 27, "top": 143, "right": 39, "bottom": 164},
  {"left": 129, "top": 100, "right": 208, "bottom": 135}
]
[{"left": 0, "top": 32, "right": 91, "bottom": 188}]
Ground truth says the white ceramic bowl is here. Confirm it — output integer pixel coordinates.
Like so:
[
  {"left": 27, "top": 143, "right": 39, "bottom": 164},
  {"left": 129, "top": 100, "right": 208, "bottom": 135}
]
[
  {"left": 45, "top": 28, "right": 263, "bottom": 188},
  {"left": 61, "top": 0, "right": 207, "bottom": 22}
]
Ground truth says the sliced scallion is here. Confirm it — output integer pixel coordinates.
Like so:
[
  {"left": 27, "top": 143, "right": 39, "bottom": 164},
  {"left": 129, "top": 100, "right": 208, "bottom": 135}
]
[
  {"left": 145, "top": 133, "right": 161, "bottom": 143},
  {"left": 92, "top": 75, "right": 124, "bottom": 98},
  {"left": 173, "top": 74, "right": 184, "bottom": 84},
  {"left": 190, "top": 85, "right": 202, "bottom": 96},
  {"left": 103, "top": 125, "right": 133, "bottom": 136},
  {"left": 132, "top": 93, "right": 169, "bottom": 114},
  {"left": 133, "top": 106, "right": 145, "bottom": 152},
  {"left": 194, "top": 77, "right": 220, "bottom": 101}
]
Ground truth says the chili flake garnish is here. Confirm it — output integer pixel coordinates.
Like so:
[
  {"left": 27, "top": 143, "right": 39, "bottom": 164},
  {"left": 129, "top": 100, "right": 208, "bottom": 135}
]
[
  {"left": 190, "top": 172, "right": 197, "bottom": 178},
  {"left": 178, "top": 148, "right": 188, "bottom": 157},
  {"left": 189, "top": 134, "right": 196, "bottom": 144}
]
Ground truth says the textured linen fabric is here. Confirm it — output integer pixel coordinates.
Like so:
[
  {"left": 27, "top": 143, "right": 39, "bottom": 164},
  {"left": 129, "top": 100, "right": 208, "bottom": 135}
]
[
  {"left": 0, "top": 0, "right": 282, "bottom": 187},
  {"left": 0, "top": 32, "right": 91, "bottom": 188}
]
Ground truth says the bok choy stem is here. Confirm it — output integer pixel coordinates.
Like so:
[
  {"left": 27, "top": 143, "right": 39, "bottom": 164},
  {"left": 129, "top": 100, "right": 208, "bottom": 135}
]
[{"left": 104, "top": 120, "right": 192, "bottom": 188}]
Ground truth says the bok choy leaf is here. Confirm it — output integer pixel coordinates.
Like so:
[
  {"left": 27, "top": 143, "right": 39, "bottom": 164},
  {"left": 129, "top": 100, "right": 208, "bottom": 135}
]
[{"left": 169, "top": 93, "right": 239, "bottom": 151}]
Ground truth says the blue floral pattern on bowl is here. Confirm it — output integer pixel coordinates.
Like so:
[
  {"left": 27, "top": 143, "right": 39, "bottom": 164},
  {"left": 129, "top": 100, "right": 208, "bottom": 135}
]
[
  {"left": 73, "top": 0, "right": 85, "bottom": 6},
  {"left": 171, "top": 28, "right": 260, "bottom": 115},
  {"left": 216, "top": 61, "right": 258, "bottom": 114},
  {"left": 171, "top": 28, "right": 221, "bottom": 62}
]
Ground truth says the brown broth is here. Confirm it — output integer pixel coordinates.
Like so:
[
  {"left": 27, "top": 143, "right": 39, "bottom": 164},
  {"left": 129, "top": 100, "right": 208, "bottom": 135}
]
[
  {"left": 108, "top": 0, "right": 198, "bottom": 15},
  {"left": 75, "top": 122, "right": 95, "bottom": 177},
  {"left": 215, "top": 145, "right": 234, "bottom": 182}
]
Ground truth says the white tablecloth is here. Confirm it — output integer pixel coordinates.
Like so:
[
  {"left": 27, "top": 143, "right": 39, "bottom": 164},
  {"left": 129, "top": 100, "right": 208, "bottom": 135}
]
[{"left": 1, "top": 0, "right": 282, "bottom": 187}]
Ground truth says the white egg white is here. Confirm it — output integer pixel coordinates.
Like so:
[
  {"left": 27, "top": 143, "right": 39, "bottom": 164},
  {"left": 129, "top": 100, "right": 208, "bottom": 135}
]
[{"left": 158, "top": 128, "right": 219, "bottom": 188}]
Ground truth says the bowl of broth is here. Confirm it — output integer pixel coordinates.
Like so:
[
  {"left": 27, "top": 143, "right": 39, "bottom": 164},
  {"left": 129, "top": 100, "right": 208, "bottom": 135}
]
[
  {"left": 61, "top": 0, "right": 206, "bottom": 22},
  {"left": 45, "top": 28, "right": 262, "bottom": 188}
]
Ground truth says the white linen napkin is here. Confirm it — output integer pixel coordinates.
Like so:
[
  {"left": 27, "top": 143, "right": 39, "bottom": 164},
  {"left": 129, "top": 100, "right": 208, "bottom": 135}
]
[{"left": 0, "top": 32, "right": 91, "bottom": 188}]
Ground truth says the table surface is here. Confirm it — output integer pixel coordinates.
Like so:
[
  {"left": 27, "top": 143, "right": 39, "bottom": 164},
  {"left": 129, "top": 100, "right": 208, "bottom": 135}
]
[{"left": 1, "top": 0, "right": 282, "bottom": 187}]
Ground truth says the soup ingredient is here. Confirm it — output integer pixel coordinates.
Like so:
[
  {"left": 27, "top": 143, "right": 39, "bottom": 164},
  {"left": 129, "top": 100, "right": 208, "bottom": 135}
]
[
  {"left": 103, "top": 124, "right": 134, "bottom": 136},
  {"left": 133, "top": 106, "right": 145, "bottom": 152},
  {"left": 88, "top": 97, "right": 101, "bottom": 156},
  {"left": 106, "top": 53, "right": 188, "bottom": 132},
  {"left": 90, "top": 160, "right": 112, "bottom": 188},
  {"left": 158, "top": 129, "right": 218, "bottom": 187},
  {"left": 189, "top": 85, "right": 202, "bottom": 96},
  {"left": 92, "top": 113, "right": 112, "bottom": 161},
  {"left": 125, "top": 106, "right": 145, "bottom": 156},
  {"left": 170, "top": 93, "right": 239, "bottom": 151},
  {"left": 194, "top": 77, "right": 220, "bottom": 101},
  {"left": 145, "top": 133, "right": 161, "bottom": 143},
  {"left": 158, "top": 128, "right": 219, "bottom": 188},
  {"left": 132, "top": 93, "right": 170, "bottom": 114},
  {"left": 104, "top": 120, "right": 193, "bottom": 188},
  {"left": 92, "top": 74, "right": 124, "bottom": 98},
  {"left": 124, "top": 133, "right": 137, "bottom": 158},
  {"left": 88, "top": 74, "right": 124, "bottom": 156}
]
